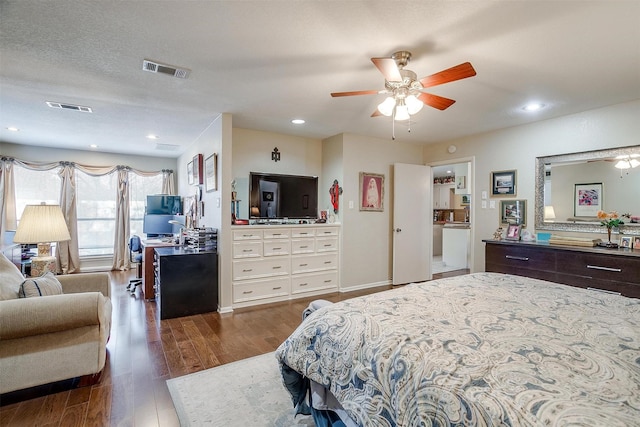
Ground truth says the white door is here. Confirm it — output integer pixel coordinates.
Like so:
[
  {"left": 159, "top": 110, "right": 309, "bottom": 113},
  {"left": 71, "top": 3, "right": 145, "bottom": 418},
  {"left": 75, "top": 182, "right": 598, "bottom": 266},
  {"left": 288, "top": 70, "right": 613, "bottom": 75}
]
[{"left": 392, "top": 163, "right": 432, "bottom": 285}]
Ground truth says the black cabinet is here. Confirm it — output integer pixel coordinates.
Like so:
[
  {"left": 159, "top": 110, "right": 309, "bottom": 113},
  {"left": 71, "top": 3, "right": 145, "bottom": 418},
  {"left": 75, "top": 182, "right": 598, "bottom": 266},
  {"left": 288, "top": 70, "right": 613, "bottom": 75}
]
[{"left": 154, "top": 247, "right": 218, "bottom": 319}]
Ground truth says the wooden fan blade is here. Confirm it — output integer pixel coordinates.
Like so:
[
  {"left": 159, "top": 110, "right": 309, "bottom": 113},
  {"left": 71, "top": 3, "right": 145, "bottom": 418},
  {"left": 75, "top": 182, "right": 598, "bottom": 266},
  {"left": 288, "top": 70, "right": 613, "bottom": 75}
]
[
  {"left": 371, "top": 57, "right": 402, "bottom": 82},
  {"left": 419, "top": 62, "right": 476, "bottom": 89},
  {"left": 371, "top": 108, "right": 383, "bottom": 117},
  {"left": 417, "top": 93, "right": 456, "bottom": 110},
  {"left": 331, "top": 90, "right": 380, "bottom": 97}
]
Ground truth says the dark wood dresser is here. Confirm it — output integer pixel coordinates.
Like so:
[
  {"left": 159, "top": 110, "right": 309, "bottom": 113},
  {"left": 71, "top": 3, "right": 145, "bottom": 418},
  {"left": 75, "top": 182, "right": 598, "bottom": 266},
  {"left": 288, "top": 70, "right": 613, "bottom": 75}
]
[{"left": 484, "top": 239, "right": 640, "bottom": 298}]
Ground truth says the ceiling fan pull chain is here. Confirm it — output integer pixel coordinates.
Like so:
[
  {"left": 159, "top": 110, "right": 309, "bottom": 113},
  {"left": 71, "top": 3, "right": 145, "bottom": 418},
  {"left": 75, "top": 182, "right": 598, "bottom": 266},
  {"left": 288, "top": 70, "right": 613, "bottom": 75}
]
[{"left": 392, "top": 110, "right": 396, "bottom": 140}]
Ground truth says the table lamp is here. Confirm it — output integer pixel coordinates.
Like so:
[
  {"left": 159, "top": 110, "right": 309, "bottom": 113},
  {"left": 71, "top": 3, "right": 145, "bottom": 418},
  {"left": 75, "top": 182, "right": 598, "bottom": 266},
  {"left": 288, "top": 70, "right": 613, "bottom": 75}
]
[
  {"left": 13, "top": 204, "right": 71, "bottom": 276},
  {"left": 544, "top": 205, "right": 556, "bottom": 222}
]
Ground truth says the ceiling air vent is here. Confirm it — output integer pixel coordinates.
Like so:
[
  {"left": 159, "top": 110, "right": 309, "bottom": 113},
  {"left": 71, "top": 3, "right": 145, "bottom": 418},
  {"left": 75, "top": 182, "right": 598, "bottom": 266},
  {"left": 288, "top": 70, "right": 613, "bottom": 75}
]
[
  {"left": 46, "top": 101, "right": 92, "bottom": 113},
  {"left": 155, "top": 143, "right": 180, "bottom": 151},
  {"left": 143, "top": 59, "right": 190, "bottom": 79}
]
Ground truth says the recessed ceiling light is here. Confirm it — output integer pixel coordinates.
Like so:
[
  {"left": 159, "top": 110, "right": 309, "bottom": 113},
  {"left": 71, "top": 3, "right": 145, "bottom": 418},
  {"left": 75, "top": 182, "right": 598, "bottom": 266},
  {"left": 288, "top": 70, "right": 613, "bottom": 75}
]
[
  {"left": 7, "top": 126, "right": 19, "bottom": 132},
  {"left": 291, "top": 119, "right": 305, "bottom": 124},
  {"left": 89, "top": 144, "right": 98, "bottom": 149},
  {"left": 146, "top": 134, "right": 159, "bottom": 140},
  {"left": 522, "top": 103, "right": 545, "bottom": 112}
]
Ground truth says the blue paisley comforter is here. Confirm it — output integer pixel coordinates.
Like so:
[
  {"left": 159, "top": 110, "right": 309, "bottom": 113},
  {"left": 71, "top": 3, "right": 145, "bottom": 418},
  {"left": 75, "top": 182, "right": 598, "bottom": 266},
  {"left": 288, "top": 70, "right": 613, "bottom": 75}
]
[{"left": 275, "top": 272, "right": 640, "bottom": 426}]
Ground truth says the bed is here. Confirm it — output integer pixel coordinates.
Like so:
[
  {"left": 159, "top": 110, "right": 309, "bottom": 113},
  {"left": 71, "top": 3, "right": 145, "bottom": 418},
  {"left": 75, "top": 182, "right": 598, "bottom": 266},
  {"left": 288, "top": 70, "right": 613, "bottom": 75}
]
[{"left": 275, "top": 272, "right": 640, "bottom": 426}]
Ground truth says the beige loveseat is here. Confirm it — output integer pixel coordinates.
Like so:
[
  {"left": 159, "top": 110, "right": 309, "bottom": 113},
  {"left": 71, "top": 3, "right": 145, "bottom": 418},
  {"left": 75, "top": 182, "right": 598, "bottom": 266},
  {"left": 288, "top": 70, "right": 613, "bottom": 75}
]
[{"left": 0, "top": 253, "right": 112, "bottom": 394}]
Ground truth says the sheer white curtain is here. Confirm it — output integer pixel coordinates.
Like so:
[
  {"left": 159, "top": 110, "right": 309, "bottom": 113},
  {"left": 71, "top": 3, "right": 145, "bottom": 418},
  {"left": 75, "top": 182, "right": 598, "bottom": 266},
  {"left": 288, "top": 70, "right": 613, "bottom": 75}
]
[
  {"left": 112, "top": 167, "right": 131, "bottom": 271},
  {"left": 57, "top": 164, "right": 80, "bottom": 274},
  {"left": 0, "top": 158, "right": 17, "bottom": 235}
]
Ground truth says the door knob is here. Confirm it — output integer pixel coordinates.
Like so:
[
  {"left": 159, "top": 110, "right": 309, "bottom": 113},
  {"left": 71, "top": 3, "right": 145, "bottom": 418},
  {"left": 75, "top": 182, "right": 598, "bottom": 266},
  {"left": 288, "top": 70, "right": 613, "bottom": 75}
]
[{"left": 395, "top": 228, "right": 402, "bottom": 232}]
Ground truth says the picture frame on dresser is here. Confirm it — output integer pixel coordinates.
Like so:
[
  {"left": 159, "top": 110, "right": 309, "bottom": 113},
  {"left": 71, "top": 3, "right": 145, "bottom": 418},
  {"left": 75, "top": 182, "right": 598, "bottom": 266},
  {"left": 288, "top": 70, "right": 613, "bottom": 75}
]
[
  {"left": 505, "top": 224, "right": 522, "bottom": 240},
  {"left": 574, "top": 182, "right": 602, "bottom": 217},
  {"left": 491, "top": 170, "right": 516, "bottom": 196},
  {"left": 620, "top": 236, "right": 632, "bottom": 248}
]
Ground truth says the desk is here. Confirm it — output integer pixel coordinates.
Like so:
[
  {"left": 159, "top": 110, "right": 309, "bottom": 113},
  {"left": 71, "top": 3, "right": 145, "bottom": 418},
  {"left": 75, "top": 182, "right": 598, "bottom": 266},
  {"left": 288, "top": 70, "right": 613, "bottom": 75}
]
[
  {"left": 154, "top": 247, "right": 218, "bottom": 319},
  {"left": 141, "top": 239, "right": 178, "bottom": 299}
]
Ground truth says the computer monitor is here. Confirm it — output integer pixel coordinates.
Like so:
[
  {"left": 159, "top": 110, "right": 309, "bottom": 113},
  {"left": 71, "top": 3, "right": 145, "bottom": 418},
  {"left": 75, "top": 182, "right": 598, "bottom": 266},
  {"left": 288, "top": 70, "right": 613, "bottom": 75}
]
[{"left": 142, "top": 214, "right": 174, "bottom": 237}]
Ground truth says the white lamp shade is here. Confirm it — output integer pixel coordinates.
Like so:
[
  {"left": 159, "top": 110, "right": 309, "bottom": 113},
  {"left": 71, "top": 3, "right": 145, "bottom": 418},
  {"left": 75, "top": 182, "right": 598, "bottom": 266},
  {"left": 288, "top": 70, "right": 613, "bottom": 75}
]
[
  {"left": 13, "top": 204, "right": 71, "bottom": 244},
  {"left": 544, "top": 205, "right": 556, "bottom": 220},
  {"left": 377, "top": 97, "right": 396, "bottom": 116},
  {"left": 405, "top": 95, "right": 424, "bottom": 114},
  {"left": 630, "top": 159, "right": 640, "bottom": 168},
  {"left": 394, "top": 103, "right": 410, "bottom": 121}
]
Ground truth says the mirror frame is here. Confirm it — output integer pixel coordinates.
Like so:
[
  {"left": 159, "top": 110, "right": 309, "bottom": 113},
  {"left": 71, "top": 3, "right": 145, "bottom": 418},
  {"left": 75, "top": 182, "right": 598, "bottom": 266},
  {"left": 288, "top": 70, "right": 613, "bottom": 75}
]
[{"left": 535, "top": 145, "right": 640, "bottom": 236}]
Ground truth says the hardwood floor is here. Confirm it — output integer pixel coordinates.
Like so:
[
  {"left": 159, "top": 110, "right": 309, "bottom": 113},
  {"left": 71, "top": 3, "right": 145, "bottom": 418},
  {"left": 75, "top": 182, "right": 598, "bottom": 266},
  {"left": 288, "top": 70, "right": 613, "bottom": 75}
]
[{"left": 0, "top": 269, "right": 467, "bottom": 426}]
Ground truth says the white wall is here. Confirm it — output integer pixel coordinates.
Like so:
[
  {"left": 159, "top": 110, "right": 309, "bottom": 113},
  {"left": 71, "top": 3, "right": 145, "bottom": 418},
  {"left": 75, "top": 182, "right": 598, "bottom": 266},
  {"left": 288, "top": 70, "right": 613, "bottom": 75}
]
[{"left": 422, "top": 99, "right": 640, "bottom": 273}]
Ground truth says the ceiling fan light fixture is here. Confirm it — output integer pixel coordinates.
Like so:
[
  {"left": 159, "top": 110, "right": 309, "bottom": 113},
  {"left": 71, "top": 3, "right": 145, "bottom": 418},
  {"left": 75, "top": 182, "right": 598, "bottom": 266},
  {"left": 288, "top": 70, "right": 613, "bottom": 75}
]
[
  {"left": 405, "top": 95, "right": 424, "bottom": 114},
  {"left": 377, "top": 97, "right": 396, "bottom": 116},
  {"left": 394, "top": 102, "right": 410, "bottom": 121},
  {"left": 631, "top": 159, "right": 640, "bottom": 168}
]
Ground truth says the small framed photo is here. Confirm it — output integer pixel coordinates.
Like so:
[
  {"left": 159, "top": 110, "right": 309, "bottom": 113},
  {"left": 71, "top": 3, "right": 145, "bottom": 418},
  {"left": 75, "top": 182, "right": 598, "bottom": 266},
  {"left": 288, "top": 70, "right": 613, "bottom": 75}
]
[
  {"left": 633, "top": 236, "right": 640, "bottom": 250},
  {"left": 187, "top": 161, "right": 194, "bottom": 185},
  {"left": 461, "top": 194, "right": 470, "bottom": 206},
  {"left": 359, "top": 172, "right": 384, "bottom": 211},
  {"left": 205, "top": 153, "right": 217, "bottom": 192},
  {"left": 455, "top": 175, "right": 466, "bottom": 190},
  {"left": 491, "top": 170, "right": 516, "bottom": 196},
  {"left": 574, "top": 183, "right": 602, "bottom": 217},
  {"left": 505, "top": 224, "right": 522, "bottom": 240},
  {"left": 620, "top": 236, "right": 632, "bottom": 249},
  {"left": 500, "top": 199, "right": 526, "bottom": 225}
]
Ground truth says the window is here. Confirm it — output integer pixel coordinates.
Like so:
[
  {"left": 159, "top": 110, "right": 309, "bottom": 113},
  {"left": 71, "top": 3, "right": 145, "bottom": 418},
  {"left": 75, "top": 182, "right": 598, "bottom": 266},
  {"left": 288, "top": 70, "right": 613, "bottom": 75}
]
[{"left": 14, "top": 166, "right": 164, "bottom": 257}]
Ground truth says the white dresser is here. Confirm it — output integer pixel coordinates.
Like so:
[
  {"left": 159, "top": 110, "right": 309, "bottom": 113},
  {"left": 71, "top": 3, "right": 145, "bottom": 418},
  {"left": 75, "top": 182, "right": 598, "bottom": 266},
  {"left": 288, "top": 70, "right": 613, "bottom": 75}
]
[{"left": 231, "top": 225, "right": 340, "bottom": 308}]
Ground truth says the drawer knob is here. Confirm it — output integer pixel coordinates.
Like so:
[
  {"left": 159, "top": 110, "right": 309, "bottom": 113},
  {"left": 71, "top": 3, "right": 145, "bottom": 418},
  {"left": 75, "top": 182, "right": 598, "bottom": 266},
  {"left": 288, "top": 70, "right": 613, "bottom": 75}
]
[
  {"left": 300, "top": 263, "right": 308, "bottom": 267},
  {"left": 586, "top": 265, "right": 622, "bottom": 272},
  {"left": 505, "top": 255, "right": 529, "bottom": 261},
  {"left": 273, "top": 266, "right": 282, "bottom": 269},
  {"left": 324, "top": 279, "right": 332, "bottom": 283},
  {"left": 299, "top": 283, "right": 308, "bottom": 286},
  {"left": 273, "top": 286, "right": 282, "bottom": 290},
  {"left": 324, "top": 261, "right": 332, "bottom": 264},
  {"left": 243, "top": 290, "right": 253, "bottom": 294},
  {"left": 300, "top": 245, "right": 308, "bottom": 249},
  {"left": 242, "top": 249, "right": 253, "bottom": 252},
  {"left": 324, "top": 244, "right": 331, "bottom": 247},
  {"left": 242, "top": 268, "right": 253, "bottom": 272},
  {"left": 273, "top": 247, "right": 282, "bottom": 250}
]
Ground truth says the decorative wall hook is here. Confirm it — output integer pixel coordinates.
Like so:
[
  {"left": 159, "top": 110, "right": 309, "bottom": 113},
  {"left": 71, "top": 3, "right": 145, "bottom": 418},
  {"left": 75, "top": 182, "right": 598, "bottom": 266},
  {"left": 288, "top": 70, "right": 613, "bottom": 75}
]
[{"left": 271, "top": 147, "right": 281, "bottom": 162}]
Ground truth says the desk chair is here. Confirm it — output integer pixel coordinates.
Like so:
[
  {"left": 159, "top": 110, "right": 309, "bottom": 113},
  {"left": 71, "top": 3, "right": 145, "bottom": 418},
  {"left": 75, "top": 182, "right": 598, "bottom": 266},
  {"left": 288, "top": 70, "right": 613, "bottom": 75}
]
[{"left": 127, "top": 235, "right": 142, "bottom": 294}]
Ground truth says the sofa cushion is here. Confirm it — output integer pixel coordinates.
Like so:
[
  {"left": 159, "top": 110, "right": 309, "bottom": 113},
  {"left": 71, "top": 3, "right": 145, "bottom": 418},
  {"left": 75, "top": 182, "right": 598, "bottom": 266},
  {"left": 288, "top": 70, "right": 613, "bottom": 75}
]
[
  {"left": 0, "top": 253, "right": 24, "bottom": 301},
  {"left": 19, "top": 273, "right": 64, "bottom": 298}
]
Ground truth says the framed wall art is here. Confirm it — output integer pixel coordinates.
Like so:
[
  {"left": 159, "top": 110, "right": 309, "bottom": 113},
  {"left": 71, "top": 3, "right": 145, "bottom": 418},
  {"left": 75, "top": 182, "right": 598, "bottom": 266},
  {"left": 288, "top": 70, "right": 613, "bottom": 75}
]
[
  {"left": 187, "top": 161, "right": 194, "bottom": 185},
  {"left": 574, "top": 182, "right": 602, "bottom": 217},
  {"left": 491, "top": 170, "right": 516, "bottom": 196},
  {"left": 500, "top": 199, "right": 526, "bottom": 225},
  {"left": 192, "top": 153, "right": 203, "bottom": 185},
  {"left": 205, "top": 153, "right": 217, "bottom": 192},
  {"left": 359, "top": 172, "right": 384, "bottom": 211}
]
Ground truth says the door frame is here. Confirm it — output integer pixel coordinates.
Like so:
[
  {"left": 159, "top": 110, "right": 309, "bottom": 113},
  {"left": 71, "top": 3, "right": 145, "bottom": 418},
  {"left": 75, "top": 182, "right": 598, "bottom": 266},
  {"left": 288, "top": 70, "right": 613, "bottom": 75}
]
[{"left": 426, "top": 156, "right": 476, "bottom": 274}]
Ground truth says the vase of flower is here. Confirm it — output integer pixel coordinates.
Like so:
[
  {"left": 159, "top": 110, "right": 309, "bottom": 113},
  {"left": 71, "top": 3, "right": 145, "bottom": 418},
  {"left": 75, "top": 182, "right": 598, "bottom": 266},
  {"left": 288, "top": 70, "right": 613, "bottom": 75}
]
[{"left": 597, "top": 210, "right": 630, "bottom": 248}]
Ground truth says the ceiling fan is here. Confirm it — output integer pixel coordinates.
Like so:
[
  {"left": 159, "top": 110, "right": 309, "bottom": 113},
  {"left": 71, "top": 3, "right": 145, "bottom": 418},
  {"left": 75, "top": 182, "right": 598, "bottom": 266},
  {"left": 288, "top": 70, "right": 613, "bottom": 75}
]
[{"left": 331, "top": 51, "right": 476, "bottom": 136}]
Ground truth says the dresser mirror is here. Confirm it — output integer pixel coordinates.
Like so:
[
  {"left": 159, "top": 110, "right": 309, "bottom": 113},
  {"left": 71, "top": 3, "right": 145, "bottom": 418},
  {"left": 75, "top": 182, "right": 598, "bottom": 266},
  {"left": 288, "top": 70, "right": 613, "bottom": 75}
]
[{"left": 535, "top": 145, "right": 640, "bottom": 235}]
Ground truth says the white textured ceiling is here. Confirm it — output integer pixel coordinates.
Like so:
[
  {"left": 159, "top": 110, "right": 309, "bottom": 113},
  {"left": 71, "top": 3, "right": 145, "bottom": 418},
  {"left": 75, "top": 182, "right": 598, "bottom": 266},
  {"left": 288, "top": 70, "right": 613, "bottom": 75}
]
[{"left": 1, "top": 1, "right": 639, "bottom": 158}]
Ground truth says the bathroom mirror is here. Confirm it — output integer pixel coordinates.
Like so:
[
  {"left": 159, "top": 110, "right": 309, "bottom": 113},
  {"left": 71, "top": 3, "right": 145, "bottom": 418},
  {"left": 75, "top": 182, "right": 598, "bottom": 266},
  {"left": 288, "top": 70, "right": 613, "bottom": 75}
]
[{"left": 535, "top": 145, "right": 640, "bottom": 235}]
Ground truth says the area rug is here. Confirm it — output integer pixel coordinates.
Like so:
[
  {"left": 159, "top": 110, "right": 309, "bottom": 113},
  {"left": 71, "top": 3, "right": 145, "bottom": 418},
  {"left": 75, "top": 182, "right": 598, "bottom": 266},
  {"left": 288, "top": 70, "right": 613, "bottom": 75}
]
[{"left": 167, "top": 352, "right": 314, "bottom": 426}]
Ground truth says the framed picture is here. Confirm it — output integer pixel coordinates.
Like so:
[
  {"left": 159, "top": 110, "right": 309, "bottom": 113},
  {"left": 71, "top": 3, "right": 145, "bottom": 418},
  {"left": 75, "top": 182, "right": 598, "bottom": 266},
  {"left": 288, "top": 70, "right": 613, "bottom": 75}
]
[
  {"left": 359, "top": 172, "right": 384, "bottom": 211},
  {"left": 574, "top": 183, "right": 602, "bottom": 217},
  {"left": 620, "top": 236, "right": 632, "bottom": 249},
  {"left": 455, "top": 175, "right": 466, "bottom": 190},
  {"left": 205, "top": 153, "right": 217, "bottom": 192},
  {"left": 192, "top": 154, "right": 203, "bottom": 185},
  {"left": 461, "top": 194, "right": 471, "bottom": 206},
  {"left": 505, "top": 224, "right": 522, "bottom": 240},
  {"left": 491, "top": 170, "right": 516, "bottom": 196},
  {"left": 187, "top": 161, "right": 194, "bottom": 185},
  {"left": 634, "top": 236, "right": 640, "bottom": 250},
  {"left": 500, "top": 199, "right": 526, "bottom": 225}
]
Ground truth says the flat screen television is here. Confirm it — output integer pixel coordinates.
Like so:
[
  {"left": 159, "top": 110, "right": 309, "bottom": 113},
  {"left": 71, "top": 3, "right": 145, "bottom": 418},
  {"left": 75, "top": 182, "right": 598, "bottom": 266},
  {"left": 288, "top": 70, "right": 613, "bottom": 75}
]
[
  {"left": 249, "top": 172, "right": 318, "bottom": 219},
  {"left": 146, "top": 195, "right": 182, "bottom": 215}
]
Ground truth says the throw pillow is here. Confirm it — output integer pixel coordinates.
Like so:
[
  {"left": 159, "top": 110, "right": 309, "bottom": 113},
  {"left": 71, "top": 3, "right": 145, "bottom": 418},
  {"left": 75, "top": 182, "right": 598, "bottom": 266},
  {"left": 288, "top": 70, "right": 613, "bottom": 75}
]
[
  {"left": 19, "top": 272, "right": 64, "bottom": 298},
  {"left": 0, "top": 253, "right": 25, "bottom": 300}
]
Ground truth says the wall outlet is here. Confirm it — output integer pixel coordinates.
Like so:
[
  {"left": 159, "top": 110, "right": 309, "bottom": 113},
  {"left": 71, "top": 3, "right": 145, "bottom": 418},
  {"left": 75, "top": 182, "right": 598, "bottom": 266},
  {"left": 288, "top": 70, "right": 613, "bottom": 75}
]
[
  {"left": 481, "top": 191, "right": 487, "bottom": 200},
  {"left": 489, "top": 200, "right": 496, "bottom": 209},
  {"left": 216, "top": 198, "right": 221, "bottom": 208},
  {"left": 349, "top": 200, "right": 354, "bottom": 209},
  {"left": 481, "top": 200, "right": 487, "bottom": 209}
]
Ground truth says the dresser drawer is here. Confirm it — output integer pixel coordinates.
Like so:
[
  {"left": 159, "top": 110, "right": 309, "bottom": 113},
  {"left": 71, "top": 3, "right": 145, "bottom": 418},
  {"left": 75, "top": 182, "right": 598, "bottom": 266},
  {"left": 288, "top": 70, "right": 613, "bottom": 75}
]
[
  {"left": 485, "top": 244, "right": 555, "bottom": 271},
  {"left": 315, "top": 237, "right": 338, "bottom": 252},
  {"left": 263, "top": 229, "right": 290, "bottom": 239},
  {"left": 291, "top": 253, "right": 338, "bottom": 274},
  {"left": 556, "top": 252, "right": 639, "bottom": 284},
  {"left": 233, "top": 276, "right": 291, "bottom": 303},
  {"left": 233, "top": 230, "right": 263, "bottom": 241},
  {"left": 291, "top": 229, "right": 315, "bottom": 238},
  {"left": 233, "top": 241, "right": 262, "bottom": 259},
  {"left": 291, "top": 238, "right": 315, "bottom": 254},
  {"left": 263, "top": 240, "right": 291, "bottom": 257},
  {"left": 315, "top": 227, "right": 339, "bottom": 237},
  {"left": 291, "top": 271, "right": 338, "bottom": 294},
  {"left": 233, "top": 257, "right": 289, "bottom": 280}
]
